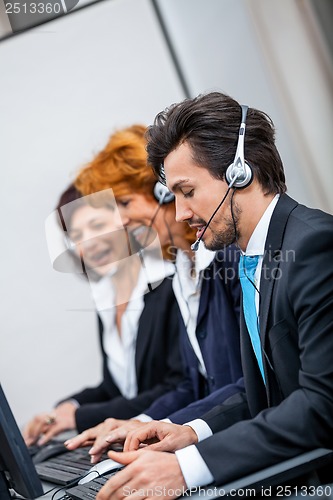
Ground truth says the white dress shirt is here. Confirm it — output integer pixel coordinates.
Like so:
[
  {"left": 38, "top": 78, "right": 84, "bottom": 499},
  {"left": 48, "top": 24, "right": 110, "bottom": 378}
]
[{"left": 175, "top": 194, "right": 280, "bottom": 488}]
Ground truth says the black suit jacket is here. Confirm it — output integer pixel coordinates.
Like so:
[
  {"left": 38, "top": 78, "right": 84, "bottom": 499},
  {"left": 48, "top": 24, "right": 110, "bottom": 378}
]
[
  {"left": 64, "top": 277, "right": 183, "bottom": 432},
  {"left": 196, "top": 194, "right": 333, "bottom": 484}
]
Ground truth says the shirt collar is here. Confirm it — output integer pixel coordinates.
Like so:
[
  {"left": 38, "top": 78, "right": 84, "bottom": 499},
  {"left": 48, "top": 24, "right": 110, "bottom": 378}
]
[
  {"left": 89, "top": 272, "right": 115, "bottom": 312},
  {"left": 139, "top": 248, "right": 175, "bottom": 286},
  {"left": 89, "top": 247, "right": 174, "bottom": 310},
  {"left": 176, "top": 242, "right": 215, "bottom": 275},
  {"left": 245, "top": 194, "right": 279, "bottom": 256}
]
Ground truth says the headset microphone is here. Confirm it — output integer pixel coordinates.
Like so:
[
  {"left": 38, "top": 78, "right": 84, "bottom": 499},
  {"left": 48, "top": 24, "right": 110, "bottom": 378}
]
[
  {"left": 191, "top": 104, "right": 253, "bottom": 252},
  {"left": 191, "top": 187, "right": 231, "bottom": 251},
  {"left": 191, "top": 240, "right": 200, "bottom": 252}
]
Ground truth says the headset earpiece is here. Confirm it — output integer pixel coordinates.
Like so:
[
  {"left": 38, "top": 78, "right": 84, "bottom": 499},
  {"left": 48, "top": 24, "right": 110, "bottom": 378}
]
[
  {"left": 225, "top": 161, "right": 253, "bottom": 188},
  {"left": 153, "top": 181, "right": 175, "bottom": 205},
  {"left": 225, "top": 104, "right": 253, "bottom": 189}
]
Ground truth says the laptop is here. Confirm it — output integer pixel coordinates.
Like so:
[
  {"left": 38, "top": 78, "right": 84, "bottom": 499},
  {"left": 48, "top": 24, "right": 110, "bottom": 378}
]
[
  {"left": 0, "top": 383, "right": 120, "bottom": 498},
  {"left": 0, "top": 383, "right": 44, "bottom": 499}
]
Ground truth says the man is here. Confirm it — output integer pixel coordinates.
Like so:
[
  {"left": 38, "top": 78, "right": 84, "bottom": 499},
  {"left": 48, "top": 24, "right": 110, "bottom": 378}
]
[{"left": 95, "top": 92, "right": 333, "bottom": 500}]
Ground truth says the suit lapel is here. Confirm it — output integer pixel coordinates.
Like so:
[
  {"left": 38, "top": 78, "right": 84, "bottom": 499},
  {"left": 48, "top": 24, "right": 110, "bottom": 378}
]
[
  {"left": 135, "top": 285, "right": 156, "bottom": 378},
  {"left": 196, "top": 264, "right": 212, "bottom": 328},
  {"left": 259, "top": 194, "right": 298, "bottom": 343}
]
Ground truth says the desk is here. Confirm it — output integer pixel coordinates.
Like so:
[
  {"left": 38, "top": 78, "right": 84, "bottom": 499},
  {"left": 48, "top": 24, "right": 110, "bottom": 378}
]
[{"left": 37, "top": 481, "right": 63, "bottom": 500}]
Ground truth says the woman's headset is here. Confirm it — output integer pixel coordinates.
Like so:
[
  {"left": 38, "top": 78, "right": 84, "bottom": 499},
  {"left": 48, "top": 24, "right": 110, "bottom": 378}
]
[{"left": 153, "top": 181, "right": 175, "bottom": 205}]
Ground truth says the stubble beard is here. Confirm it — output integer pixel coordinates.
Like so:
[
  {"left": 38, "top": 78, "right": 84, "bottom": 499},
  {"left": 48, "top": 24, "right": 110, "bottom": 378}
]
[{"left": 204, "top": 202, "right": 241, "bottom": 251}]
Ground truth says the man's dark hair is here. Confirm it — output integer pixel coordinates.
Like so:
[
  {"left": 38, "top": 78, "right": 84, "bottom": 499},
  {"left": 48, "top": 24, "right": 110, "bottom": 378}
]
[{"left": 146, "top": 92, "right": 286, "bottom": 195}]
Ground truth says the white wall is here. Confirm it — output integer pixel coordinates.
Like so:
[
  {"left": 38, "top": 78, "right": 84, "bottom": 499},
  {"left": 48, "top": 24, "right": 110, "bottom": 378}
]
[{"left": 0, "top": 0, "right": 185, "bottom": 426}]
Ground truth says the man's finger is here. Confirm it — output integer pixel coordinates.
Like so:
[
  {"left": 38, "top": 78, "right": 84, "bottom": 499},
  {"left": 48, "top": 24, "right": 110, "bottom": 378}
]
[
  {"left": 107, "top": 449, "right": 141, "bottom": 466},
  {"left": 37, "top": 424, "right": 62, "bottom": 445},
  {"left": 89, "top": 451, "right": 103, "bottom": 464},
  {"left": 96, "top": 454, "right": 141, "bottom": 500},
  {"left": 124, "top": 426, "right": 160, "bottom": 452},
  {"left": 140, "top": 441, "right": 168, "bottom": 452},
  {"left": 25, "top": 435, "right": 37, "bottom": 447},
  {"left": 23, "top": 421, "right": 44, "bottom": 445},
  {"left": 96, "top": 466, "right": 129, "bottom": 500},
  {"left": 65, "top": 430, "right": 94, "bottom": 450}
]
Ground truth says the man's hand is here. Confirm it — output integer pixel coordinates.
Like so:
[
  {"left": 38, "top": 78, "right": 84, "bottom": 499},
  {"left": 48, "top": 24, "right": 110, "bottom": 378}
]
[
  {"left": 23, "top": 401, "right": 77, "bottom": 446},
  {"left": 124, "top": 421, "right": 198, "bottom": 452},
  {"left": 96, "top": 449, "right": 186, "bottom": 500},
  {"left": 65, "top": 418, "right": 145, "bottom": 463}
]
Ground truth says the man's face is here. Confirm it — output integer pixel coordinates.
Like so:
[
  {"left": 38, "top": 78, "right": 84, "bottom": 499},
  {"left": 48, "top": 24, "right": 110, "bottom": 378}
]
[{"left": 164, "top": 142, "right": 240, "bottom": 250}]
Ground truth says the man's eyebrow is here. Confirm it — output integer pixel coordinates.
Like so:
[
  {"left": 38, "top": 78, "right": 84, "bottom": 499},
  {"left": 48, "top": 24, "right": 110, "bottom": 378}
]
[{"left": 170, "top": 179, "right": 191, "bottom": 192}]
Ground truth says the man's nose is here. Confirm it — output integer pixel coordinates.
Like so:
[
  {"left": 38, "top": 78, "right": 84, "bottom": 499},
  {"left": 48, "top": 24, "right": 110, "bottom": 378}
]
[{"left": 175, "top": 197, "right": 193, "bottom": 223}]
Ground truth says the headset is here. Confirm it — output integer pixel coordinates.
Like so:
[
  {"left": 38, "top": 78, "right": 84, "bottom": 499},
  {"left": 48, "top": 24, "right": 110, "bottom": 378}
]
[
  {"left": 225, "top": 104, "right": 253, "bottom": 189},
  {"left": 153, "top": 181, "right": 175, "bottom": 205},
  {"left": 191, "top": 104, "right": 253, "bottom": 251},
  {"left": 135, "top": 181, "right": 174, "bottom": 250}
]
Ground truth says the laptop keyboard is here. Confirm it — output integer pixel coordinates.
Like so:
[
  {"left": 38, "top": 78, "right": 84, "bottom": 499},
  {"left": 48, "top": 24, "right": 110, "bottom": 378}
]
[
  {"left": 64, "top": 472, "right": 118, "bottom": 499},
  {"left": 35, "top": 447, "right": 104, "bottom": 485}
]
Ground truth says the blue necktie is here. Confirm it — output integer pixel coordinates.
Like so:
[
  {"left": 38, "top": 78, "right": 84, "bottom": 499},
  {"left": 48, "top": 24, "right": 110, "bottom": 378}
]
[{"left": 239, "top": 255, "right": 265, "bottom": 383}]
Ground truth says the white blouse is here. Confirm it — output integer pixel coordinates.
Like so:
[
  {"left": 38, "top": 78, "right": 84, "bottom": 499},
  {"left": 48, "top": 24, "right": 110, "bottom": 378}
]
[{"left": 89, "top": 252, "right": 174, "bottom": 398}]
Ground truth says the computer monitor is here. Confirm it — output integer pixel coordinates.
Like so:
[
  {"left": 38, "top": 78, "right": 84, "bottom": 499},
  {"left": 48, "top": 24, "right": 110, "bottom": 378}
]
[{"left": 0, "top": 383, "right": 44, "bottom": 499}]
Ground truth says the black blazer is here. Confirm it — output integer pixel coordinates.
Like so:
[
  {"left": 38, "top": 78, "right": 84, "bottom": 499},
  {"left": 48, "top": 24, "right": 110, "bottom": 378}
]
[
  {"left": 196, "top": 194, "right": 333, "bottom": 484},
  {"left": 65, "top": 277, "right": 184, "bottom": 432},
  {"left": 146, "top": 245, "right": 244, "bottom": 423}
]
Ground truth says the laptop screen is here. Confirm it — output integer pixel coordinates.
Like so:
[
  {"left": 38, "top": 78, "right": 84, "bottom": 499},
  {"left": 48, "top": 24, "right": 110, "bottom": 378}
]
[{"left": 0, "top": 383, "right": 43, "bottom": 499}]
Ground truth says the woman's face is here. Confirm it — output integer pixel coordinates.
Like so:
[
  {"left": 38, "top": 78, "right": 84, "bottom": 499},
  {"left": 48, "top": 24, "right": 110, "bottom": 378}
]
[
  {"left": 68, "top": 204, "right": 127, "bottom": 276},
  {"left": 116, "top": 192, "right": 171, "bottom": 248}
]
